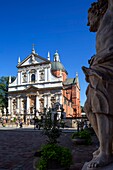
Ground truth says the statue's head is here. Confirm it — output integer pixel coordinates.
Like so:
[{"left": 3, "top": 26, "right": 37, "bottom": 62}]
[{"left": 87, "top": 0, "right": 108, "bottom": 32}]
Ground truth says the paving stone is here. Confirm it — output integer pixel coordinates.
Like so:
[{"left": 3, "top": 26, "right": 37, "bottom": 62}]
[{"left": 0, "top": 127, "right": 98, "bottom": 170}]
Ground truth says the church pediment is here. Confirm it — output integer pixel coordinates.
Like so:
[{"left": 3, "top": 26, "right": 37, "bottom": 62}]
[{"left": 17, "top": 53, "right": 50, "bottom": 68}]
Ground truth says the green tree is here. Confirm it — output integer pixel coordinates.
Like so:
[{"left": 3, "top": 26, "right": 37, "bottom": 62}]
[
  {"left": 81, "top": 106, "right": 84, "bottom": 112},
  {"left": 0, "top": 76, "right": 15, "bottom": 114}
]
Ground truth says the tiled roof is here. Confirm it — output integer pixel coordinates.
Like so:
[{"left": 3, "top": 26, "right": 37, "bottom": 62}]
[{"left": 63, "top": 78, "right": 76, "bottom": 85}]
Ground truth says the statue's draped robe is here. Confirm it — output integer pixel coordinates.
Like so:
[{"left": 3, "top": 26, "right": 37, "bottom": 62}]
[{"left": 82, "top": 49, "right": 113, "bottom": 115}]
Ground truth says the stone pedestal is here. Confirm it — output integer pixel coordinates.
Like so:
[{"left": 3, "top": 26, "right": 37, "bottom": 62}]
[{"left": 82, "top": 162, "right": 113, "bottom": 170}]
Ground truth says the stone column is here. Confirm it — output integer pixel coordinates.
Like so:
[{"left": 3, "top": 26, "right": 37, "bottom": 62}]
[
  {"left": 27, "top": 70, "right": 29, "bottom": 83},
  {"left": 8, "top": 97, "right": 11, "bottom": 115},
  {"left": 19, "top": 98, "right": 22, "bottom": 113},
  {"left": 48, "top": 94, "right": 51, "bottom": 108},
  {"left": 10, "top": 98, "right": 13, "bottom": 117},
  {"left": 17, "top": 96, "right": 20, "bottom": 109},
  {"left": 36, "top": 92, "right": 39, "bottom": 116},
  {"left": 26, "top": 95, "right": 30, "bottom": 114},
  {"left": 36, "top": 70, "right": 39, "bottom": 82},
  {"left": 55, "top": 94, "right": 59, "bottom": 102},
  {"left": 44, "top": 95, "right": 47, "bottom": 108},
  {"left": 19, "top": 97, "right": 23, "bottom": 116}
]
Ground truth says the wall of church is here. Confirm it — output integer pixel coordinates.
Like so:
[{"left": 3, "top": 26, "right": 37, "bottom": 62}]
[
  {"left": 51, "top": 70, "right": 67, "bottom": 81},
  {"left": 62, "top": 85, "right": 81, "bottom": 118},
  {"left": 8, "top": 88, "right": 63, "bottom": 121}
]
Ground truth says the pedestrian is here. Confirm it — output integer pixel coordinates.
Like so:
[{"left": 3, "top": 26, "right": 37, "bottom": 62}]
[
  {"left": 20, "top": 121, "right": 23, "bottom": 128},
  {"left": 15, "top": 120, "right": 18, "bottom": 127}
]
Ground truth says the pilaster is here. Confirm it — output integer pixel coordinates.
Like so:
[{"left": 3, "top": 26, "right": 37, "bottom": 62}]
[
  {"left": 27, "top": 70, "right": 29, "bottom": 83},
  {"left": 47, "top": 67, "right": 51, "bottom": 81},
  {"left": 17, "top": 71, "right": 21, "bottom": 85},
  {"left": 45, "top": 68, "right": 48, "bottom": 82},
  {"left": 47, "top": 94, "right": 51, "bottom": 108},
  {"left": 36, "top": 70, "right": 39, "bottom": 82},
  {"left": 44, "top": 95, "right": 47, "bottom": 108},
  {"left": 8, "top": 97, "right": 11, "bottom": 115},
  {"left": 26, "top": 95, "right": 30, "bottom": 114}
]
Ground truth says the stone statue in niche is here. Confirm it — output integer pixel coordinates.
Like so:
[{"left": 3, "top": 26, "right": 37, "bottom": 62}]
[
  {"left": 22, "top": 73, "right": 27, "bottom": 83},
  {"left": 31, "top": 54, "right": 36, "bottom": 64},
  {"left": 82, "top": 0, "right": 113, "bottom": 169}
]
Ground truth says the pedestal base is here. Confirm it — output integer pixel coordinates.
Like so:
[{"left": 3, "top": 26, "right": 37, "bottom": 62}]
[{"left": 82, "top": 162, "right": 113, "bottom": 170}]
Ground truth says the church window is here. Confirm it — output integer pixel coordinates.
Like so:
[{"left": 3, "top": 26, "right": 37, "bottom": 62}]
[
  {"left": 29, "top": 69, "right": 36, "bottom": 83},
  {"left": 31, "top": 74, "right": 35, "bottom": 82}
]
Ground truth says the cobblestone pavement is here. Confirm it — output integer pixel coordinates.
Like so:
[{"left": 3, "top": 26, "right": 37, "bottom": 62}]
[{"left": 0, "top": 128, "right": 98, "bottom": 170}]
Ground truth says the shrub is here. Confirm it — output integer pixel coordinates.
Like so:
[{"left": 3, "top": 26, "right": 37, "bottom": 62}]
[
  {"left": 36, "top": 143, "right": 72, "bottom": 170},
  {"left": 71, "top": 129, "right": 92, "bottom": 145}
]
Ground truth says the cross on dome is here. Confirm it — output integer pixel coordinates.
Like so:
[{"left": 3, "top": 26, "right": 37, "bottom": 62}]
[{"left": 32, "top": 44, "right": 36, "bottom": 54}]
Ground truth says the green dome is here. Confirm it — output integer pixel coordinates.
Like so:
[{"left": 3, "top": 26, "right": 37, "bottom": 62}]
[{"left": 51, "top": 61, "right": 67, "bottom": 72}]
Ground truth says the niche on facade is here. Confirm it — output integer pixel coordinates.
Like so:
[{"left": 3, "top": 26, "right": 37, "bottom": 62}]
[
  {"left": 39, "top": 70, "right": 45, "bottom": 81},
  {"left": 22, "top": 99, "right": 26, "bottom": 113},
  {"left": 30, "top": 96, "right": 36, "bottom": 114},
  {"left": 39, "top": 98, "right": 44, "bottom": 113},
  {"left": 22, "top": 71, "right": 27, "bottom": 83}
]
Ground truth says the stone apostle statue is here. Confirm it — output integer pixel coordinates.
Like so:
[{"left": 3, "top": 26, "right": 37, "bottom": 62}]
[{"left": 82, "top": 0, "right": 113, "bottom": 168}]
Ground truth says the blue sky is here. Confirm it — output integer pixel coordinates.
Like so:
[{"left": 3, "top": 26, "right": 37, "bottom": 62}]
[{"left": 0, "top": 0, "right": 97, "bottom": 106}]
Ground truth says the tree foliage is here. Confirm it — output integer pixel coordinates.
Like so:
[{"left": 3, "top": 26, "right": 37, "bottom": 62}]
[{"left": 0, "top": 76, "right": 16, "bottom": 113}]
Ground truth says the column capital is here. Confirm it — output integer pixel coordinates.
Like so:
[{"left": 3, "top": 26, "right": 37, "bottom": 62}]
[
  {"left": 43, "top": 93, "right": 51, "bottom": 96},
  {"left": 17, "top": 95, "right": 21, "bottom": 98},
  {"left": 36, "top": 92, "right": 39, "bottom": 96},
  {"left": 8, "top": 96, "right": 12, "bottom": 99}
]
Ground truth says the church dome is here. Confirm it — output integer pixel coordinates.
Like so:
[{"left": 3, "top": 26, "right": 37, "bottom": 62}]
[
  {"left": 51, "top": 51, "right": 67, "bottom": 73},
  {"left": 51, "top": 61, "right": 67, "bottom": 72}
]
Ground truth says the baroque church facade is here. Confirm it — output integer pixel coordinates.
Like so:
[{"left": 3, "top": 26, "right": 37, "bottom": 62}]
[{"left": 8, "top": 47, "right": 81, "bottom": 122}]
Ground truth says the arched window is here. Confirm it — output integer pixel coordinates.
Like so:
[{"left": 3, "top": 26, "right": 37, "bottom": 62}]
[{"left": 31, "top": 74, "right": 35, "bottom": 82}]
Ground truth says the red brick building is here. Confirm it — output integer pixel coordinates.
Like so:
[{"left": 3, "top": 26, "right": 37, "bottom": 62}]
[{"left": 51, "top": 52, "right": 81, "bottom": 117}]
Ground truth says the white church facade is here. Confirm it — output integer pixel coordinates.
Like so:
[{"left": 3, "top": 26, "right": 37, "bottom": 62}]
[{"left": 8, "top": 47, "right": 81, "bottom": 122}]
